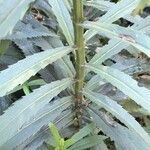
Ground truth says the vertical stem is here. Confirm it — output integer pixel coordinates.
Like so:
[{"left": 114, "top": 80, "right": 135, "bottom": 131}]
[{"left": 73, "top": 0, "right": 85, "bottom": 126}]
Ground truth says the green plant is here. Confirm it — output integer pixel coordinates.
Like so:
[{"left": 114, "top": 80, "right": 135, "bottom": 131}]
[
  {"left": 133, "top": 0, "right": 150, "bottom": 15},
  {"left": 0, "top": 0, "right": 150, "bottom": 149}
]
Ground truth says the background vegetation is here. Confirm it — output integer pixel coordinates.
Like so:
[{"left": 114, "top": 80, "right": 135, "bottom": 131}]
[{"left": 0, "top": 0, "right": 150, "bottom": 149}]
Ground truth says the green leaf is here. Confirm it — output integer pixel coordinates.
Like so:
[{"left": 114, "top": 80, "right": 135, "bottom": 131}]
[
  {"left": 84, "top": 0, "right": 140, "bottom": 41},
  {"left": 7, "top": 79, "right": 46, "bottom": 95},
  {"left": 49, "top": 123, "right": 62, "bottom": 146},
  {"left": 0, "top": 0, "right": 35, "bottom": 39},
  {"left": 68, "top": 135, "right": 106, "bottom": 150},
  {"left": 2, "top": 98, "right": 73, "bottom": 149},
  {"left": 85, "top": 75, "right": 105, "bottom": 91},
  {"left": 89, "top": 16, "right": 150, "bottom": 65},
  {"left": 0, "top": 78, "right": 72, "bottom": 146},
  {"left": 86, "top": 64, "right": 150, "bottom": 114},
  {"left": 0, "top": 46, "right": 73, "bottom": 96},
  {"left": 3, "top": 104, "right": 74, "bottom": 150},
  {"left": 22, "top": 82, "right": 30, "bottom": 95},
  {"left": 0, "top": 40, "right": 10, "bottom": 55},
  {"left": 64, "top": 0, "right": 72, "bottom": 12},
  {"left": 85, "top": 0, "right": 114, "bottom": 12},
  {"left": 89, "top": 39, "right": 128, "bottom": 65},
  {"left": 47, "top": 0, "right": 74, "bottom": 45},
  {"left": 28, "top": 79, "right": 46, "bottom": 86},
  {"left": 88, "top": 107, "right": 150, "bottom": 150},
  {"left": 98, "top": 0, "right": 140, "bottom": 23},
  {"left": 66, "top": 123, "right": 96, "bottom": 148},
  {"left": 133, "top": 0, "right": 150, "bottom": 15},
  {"left": 83, "top": 89, "right": 150, "bottom": 146},
  {"left": 83, "top": 21, "right": 150, "bottom": 56},
  {"left": 120, "top": 99, "right": 141, "bottom": 113}
]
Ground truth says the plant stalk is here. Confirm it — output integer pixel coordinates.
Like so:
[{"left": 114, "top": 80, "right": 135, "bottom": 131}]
[{"left": 73, "top": 0, "right": 85, "bottom": 126}]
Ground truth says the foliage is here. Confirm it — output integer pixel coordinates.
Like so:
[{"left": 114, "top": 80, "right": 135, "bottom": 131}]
[
  {"left": 0, "top": 0, "right": 150, "bottom": 150},
  {"left": 133, "top": 0, "right": 150, "bottom": 15}
]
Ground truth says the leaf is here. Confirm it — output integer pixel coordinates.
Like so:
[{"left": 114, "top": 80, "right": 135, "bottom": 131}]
[
  {"left": 22, "top": 82, "right": 30, "bottom": 95},
  {"left": 88, "top": 107, "right": 150, "bottom": 150},
  {"left": 83, "top": 89, "right": 150, "bottom": 146},
  {"left": 0, "top": 0, "right": 35, "bottom": 39},
  {"left": 68, "top": 135, "right": 106, "bottom": 150},
  {"left": 133, "top": 0, "right": 150, "bottom": 15},
  {"left": 6, "top": 20, "right": 57, "bottom": 40},
  {"left": 28, "top": 79, "right": 46, "bottom": 86},
  {"left": 84, "top": 0, "right": 140, "bottom": 41},
  {"left": 83, "top": 21, "right": 150, "bottom": 57},
  {"left": 85, "top": 0, "right": 115, "bottom": 12},
  {"left": 49, "top": 123, "right": 62, "bottom": 146},
  {"left": 99, "top": 0, "right": 140, "bottom": 23},
  {"left": 34, "top": 36, "right": 75, "bottom": 79},
  {"left": 64, "top": 0, "right": 72, "bottom": 12},
  {"left": 0, "top": 46, "right": 73, "bottom": 96},
  {"left": 120, "top": 99, "right": 141, "bottom": 113},
  {"left": 47, "top": 0, "right": 74, "bottom": 45},
  {"left": 0, "top": 78, "right": 72, "bottom": 146},
  {"left": 89, "top": 39, "right": 128, "bottom": 65},
  {"left": 2, "top": 99, "right": 73, "bottom": 150},
  {"left": 93, "top": 141, "right": 109, "bottom": 150},
  {"left": 66, "top": 123, "right": 96, "bottom": 148},
  {"left": 89, "top": 16, "right": 150, "bottom": 65},
  {"left": 0, "top": 40, "right": 10, "bottom": 55},
  {"left": 7, "top": 79, "right": 46, "bottom": 95},
  {"left": 0, "top": 96, "right": 12, "bottom": 115},
  {"left": 86, "top": 64, "right": 150, "bottom": 114}
]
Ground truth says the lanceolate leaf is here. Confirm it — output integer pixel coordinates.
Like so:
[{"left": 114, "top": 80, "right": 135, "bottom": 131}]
[
  {"left": 47, "top": 0, "right": 74, "bottom": 45},
  {"left": 88, "top": 107, "right": 150, "bottom": 150},
  {"left": 68, "top": 135, "right": 106, "bottom": 150},
  {"left": 0, "top": 78, "right": 72, "bottom": 146},
  {"left": 0, "top": 0, "right": 35, "bottom": 39},
  {"left": 89, "top": 0, "right": 139, "bottom": 23},
  {"left": 83, "top": 89, "right": 150, "bottom": 146},
  {"left": 2, "top": 100, "right": 73, "bottom": 150},
  {"left": 0, "top": 46, "right": 73, "bottom": 96},
  {"left": 66, "top": 123, "right": 96, "bottom": 148},
  {"left": 89, "top": 16, "right": 150, "bottom": 65},
  {"left": 89, "top": 39, "right": 128, "bottom": 65},
  {"left": 85, "top": 0, "right": 114, "bottom": 12},
  {"left": 49, "top": 123, "right": 62, "bottom": 146},
  {"left": 86, "top": 64, "right": 150, "bottom": 113},
  {"left": 83, "top": 21, "right": 150, "bottom": 56},
  {"left": 84, "top": 0, "right": 140, "bottom": 41}
]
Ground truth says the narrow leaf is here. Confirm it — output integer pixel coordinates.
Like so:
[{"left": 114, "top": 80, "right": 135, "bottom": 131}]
[
  {"left": 84, "top": 0, "right": 140, "bottom": 41},
  {"left": 89, "top": 39, "right": 128, "bottom": 65},
  {"left": 0, "top": 46, "right": 73, "bottom": 96},
  {"left": 68, "top": 135, "right": 106, "bottom": 150},
  {"left": 49, "top": 123, "right": 62, "bottom": 146},
  {"left": 0, "top": 78, "right": 72, "bottom": 146},
  {"left": 85, "top": 0, "right": 114, "bottom": 12},
  {"left": 83, "top": 89, "right": 150, "bottom": 146},
  {"left": 83, "top": 21, "right": 150, "bottom": 56},
  {"left": 66, "top": 123, "right": 96, "bottom": 148},
  {"left": 89, "top": 16, "right": 150, "bottom": 65},
  {"left": 86, "top": 64, "right": 150, "bottom": 113},
  {"left": 47, "top": 0, "right": 74, "bottom": 45},
  {"left": 2, "top": 99, "right": 72, "bottom": 150},
  {"left": 88, "top": 107, "right": 150, "bottom": 150},
  {"left": 0, "top": 0, "right": 35, "bottom": 39}
]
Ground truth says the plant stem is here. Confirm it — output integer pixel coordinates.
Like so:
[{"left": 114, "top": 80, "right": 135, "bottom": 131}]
[{"left": 73, "top": 0, "right": 85, "bottom": 126}]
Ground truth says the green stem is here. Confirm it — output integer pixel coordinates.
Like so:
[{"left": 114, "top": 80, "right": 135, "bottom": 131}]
[{"left": 73, "top": 0, "right": 85, "bottom": 126}]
